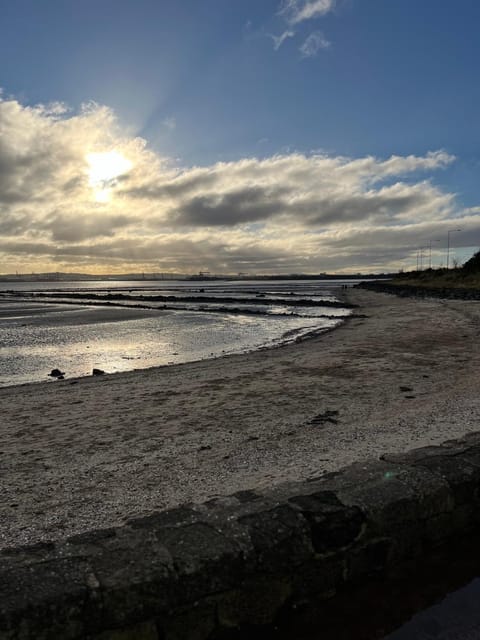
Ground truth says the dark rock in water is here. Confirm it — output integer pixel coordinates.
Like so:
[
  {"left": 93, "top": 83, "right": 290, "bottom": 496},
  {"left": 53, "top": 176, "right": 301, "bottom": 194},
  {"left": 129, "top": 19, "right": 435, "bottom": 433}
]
[
  {"left": 92, "top": 368, "right": 105, "bottom": 376},
  {"left": 48, "top": 368, "right": 65, "bottom": 378}
]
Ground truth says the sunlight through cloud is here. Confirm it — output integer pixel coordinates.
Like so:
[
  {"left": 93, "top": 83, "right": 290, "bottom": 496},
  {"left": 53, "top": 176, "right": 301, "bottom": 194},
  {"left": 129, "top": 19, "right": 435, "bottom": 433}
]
[
  {"left": 0, "top": 92, "right": 478, "bottom": 275},
  {"left": 86, "top": 150, "right": 132, "bottom": 202}
]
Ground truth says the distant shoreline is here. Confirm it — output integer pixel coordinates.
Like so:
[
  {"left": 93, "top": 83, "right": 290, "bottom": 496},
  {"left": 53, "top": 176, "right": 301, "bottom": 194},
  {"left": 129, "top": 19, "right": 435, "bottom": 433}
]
[{"left": 0, "top": 273, "right": 390, "bottom": 283}]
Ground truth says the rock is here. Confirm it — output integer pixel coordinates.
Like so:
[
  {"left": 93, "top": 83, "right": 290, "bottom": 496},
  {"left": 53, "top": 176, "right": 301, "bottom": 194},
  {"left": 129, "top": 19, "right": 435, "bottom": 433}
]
[
  {"left": 92, "top": 368, "right": 105, "bottom": 376},
  {"left": 308, "top": 410, "right": 339, "bottom": 426},
  {"left": 48, "top": 368, "right": 65, "bottom": 378}
]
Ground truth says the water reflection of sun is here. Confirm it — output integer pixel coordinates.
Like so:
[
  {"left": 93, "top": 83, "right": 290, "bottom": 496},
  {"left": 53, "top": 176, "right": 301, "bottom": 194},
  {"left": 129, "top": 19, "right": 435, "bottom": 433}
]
[{"left": 86, "top": 150, "right": 132, "bottom": 202}]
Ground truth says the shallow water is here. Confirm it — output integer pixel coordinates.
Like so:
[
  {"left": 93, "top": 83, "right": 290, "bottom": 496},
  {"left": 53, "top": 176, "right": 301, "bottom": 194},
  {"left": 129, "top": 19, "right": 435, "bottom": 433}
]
[{"left": 0, "top": 279, "right": 354, "bottom": 387}]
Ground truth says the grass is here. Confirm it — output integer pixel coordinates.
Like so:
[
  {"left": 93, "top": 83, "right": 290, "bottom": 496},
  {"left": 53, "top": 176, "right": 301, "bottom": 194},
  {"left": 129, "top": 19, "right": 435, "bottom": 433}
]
[
  {"left": 390, "top": 268, "right": 480, "bottom": 289},
  {"left": 388, "top": 250, "right": 480, "bottom": 290}
]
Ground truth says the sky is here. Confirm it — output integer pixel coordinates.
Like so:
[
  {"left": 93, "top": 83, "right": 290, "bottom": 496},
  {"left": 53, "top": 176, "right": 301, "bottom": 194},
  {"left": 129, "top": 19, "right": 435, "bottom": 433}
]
[{"left": 1, "top": 0, "right": 479, "bottom": 275}]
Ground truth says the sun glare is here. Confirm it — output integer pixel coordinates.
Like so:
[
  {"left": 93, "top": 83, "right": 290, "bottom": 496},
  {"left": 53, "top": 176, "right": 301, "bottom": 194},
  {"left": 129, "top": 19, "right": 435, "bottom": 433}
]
[{"left": 86, "top": 150, "right": 132, "bottom": 202}]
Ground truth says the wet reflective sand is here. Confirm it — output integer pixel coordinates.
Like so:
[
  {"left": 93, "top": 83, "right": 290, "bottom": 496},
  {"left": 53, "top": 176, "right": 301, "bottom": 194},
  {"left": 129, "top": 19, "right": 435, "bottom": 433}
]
[{"left": 0, "top": 280, "right": 350, "bottom": 386}]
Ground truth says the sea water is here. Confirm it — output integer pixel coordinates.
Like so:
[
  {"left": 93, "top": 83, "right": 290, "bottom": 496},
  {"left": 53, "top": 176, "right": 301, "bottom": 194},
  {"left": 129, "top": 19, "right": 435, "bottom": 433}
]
[{"left": 0, "top": 279, "right": 355, "bottom": 387}]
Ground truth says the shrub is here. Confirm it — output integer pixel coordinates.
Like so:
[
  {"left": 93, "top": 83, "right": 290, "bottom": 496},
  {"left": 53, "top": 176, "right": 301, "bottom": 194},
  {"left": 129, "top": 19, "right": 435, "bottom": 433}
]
[{"left": 462, "top": 250, "right": 480, "bottom": 274}]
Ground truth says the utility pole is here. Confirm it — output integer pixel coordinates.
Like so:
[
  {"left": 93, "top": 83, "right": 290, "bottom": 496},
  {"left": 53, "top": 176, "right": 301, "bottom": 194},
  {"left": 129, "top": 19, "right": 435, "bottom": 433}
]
[
  {"left": 429, "top": 239, "right": 440, "bottom": 269},
  {"left": 447, "top": 229, "right": 461, "bottom": 269},
  {"left": 418, "top": 246, "right": 428, "bottom": 271}
]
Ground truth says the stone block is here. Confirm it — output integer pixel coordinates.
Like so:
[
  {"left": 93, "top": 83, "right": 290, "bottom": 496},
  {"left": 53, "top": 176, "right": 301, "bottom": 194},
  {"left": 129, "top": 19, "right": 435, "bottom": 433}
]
[
  {"left": 383, "top": 522, "right": 424, "bottom": 566},
  {"left": 0, "top": 557, "right": 92, "bottom": 640},
  {"left": 93, "top": 620, "right": 159, "bottom": 640},
  {"left": 345, "top": 538, "right": 393, "bottom": 582},
  {"left": 400, "top": 454, "right": 480, "bottom": 507},
  {"left": 288, "top": 491, "right": 365, "bottom": 553},
  {"left": 87, "top": 530, "right": 173, "bottom": 631},
  {"left": 289, "top": 552, "right": 346, "bottom": 601},
  {"left": 159, "top": 603, "right": 216, "bottom": 640},
  {"left": 319, "top": 460, "right": 452, "bottom": 535},
  {"left": 238, "top": 504, "right": 313, "bottom": 573},
  {"left": 154, "top": 522, "right": 245, "bottom": 605},
  {"left": 423, "top": 504, "right": 478, "bottom": 545},
  {"left": 215, "top": 578, "right": 292, "bottom": 629}
]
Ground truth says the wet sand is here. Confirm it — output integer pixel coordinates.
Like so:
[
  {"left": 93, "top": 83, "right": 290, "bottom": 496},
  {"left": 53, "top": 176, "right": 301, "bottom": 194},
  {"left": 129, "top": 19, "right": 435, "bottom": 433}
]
[
  {"left": 0, "top": 301, "right": 162, "bottom": 326},
  {"left": 1, "top": 288, "right": 480, "bottom": 550}
]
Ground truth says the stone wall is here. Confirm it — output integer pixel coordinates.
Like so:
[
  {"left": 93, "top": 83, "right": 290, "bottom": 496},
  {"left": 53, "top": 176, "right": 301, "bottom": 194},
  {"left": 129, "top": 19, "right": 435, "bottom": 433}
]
[{"left": 2, "top": 432, "right": 480, "bottom": 640}]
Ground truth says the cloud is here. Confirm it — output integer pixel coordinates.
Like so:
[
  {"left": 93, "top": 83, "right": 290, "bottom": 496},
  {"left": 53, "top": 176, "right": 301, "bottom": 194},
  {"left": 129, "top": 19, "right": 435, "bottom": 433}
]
[
  {"left": 172, "top": 187, "right": 287, "bottom": 226},
  {"left": 0, "top": 92, "right": 478, "bottom": 275},
  {"left": 299, "top": 30, "right": 331, "bottom": 57},
  {"left": 279, "top": 0, "right": 335, "bottom": 25},
  {"left": 125, "top": 151, "right": 455, "bottom": 228},
  {"left": 274, "top": 1, "right": 335, "bottom": 58},
  {"left": 47, "top": 212, "right": 134, "bottom": 242},
  {"left": 270, "top": 30, "right": 296, "bottom": 50}
]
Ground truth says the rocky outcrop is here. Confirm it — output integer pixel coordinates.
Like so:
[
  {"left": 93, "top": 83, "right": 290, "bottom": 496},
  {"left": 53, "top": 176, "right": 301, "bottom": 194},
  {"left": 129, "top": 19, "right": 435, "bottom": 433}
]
[{"left": 48, "top": 369, "right": 65, "bottom": 379}]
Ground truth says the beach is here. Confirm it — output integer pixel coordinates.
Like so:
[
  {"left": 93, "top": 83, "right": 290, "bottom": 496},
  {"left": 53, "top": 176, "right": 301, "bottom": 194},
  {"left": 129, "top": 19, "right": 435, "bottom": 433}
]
[{"left": 1, "top": 287, "right": 480, "bottom": 551}]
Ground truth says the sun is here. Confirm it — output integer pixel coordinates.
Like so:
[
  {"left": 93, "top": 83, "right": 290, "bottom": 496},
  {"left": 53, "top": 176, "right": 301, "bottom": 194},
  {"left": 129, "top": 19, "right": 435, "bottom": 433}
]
[{"left": 86, "top": 150, "right": 132, "bottom": 202}]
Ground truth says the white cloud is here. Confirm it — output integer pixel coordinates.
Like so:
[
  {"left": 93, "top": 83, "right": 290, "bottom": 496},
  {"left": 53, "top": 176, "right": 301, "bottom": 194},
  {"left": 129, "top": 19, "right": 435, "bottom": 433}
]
[
  {"left": 299, "top": 30, "right": 331, "bottom": 57},
  {"left": 279, "top": 0, "right": 335, "bottom": 25},
  {"left": 270, "top": 29, "right": 296, "bottom": 50},
  {"left": 0, "top": 93, "right": 477, "bottom": 275}
]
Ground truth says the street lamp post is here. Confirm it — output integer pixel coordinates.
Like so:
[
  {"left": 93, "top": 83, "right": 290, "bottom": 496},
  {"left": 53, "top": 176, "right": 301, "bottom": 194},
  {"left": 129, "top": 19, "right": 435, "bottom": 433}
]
[
  {"left": 417, "top": 246, "right": 430, "bottom": 271},
  {"left": 446, "top": 229, "right": 461, "bottom": 269},
  {"left": 419, "top": 246, "right": 426, "bottom": 271},
  {"left": 429, "top": 239, "right": 440, "bottom": 269}
]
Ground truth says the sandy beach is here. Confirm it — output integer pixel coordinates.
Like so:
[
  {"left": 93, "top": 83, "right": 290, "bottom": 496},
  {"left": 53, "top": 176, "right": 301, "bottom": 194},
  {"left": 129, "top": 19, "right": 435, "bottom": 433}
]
[{"left": 1, "top": 288, "right": 480, "bottom": 550}]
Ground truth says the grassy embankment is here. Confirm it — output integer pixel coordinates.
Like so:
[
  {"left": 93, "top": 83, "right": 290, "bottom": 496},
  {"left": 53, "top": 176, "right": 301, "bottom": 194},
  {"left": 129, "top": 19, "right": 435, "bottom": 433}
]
[{"left": 391, "top": 250, "right": 480, "bottom": 290}]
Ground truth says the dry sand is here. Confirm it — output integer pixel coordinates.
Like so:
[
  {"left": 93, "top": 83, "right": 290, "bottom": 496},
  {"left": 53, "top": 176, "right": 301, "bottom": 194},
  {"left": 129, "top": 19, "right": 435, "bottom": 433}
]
[{"left": 1, "top": 288, "right": 480, "bottom": 550}]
